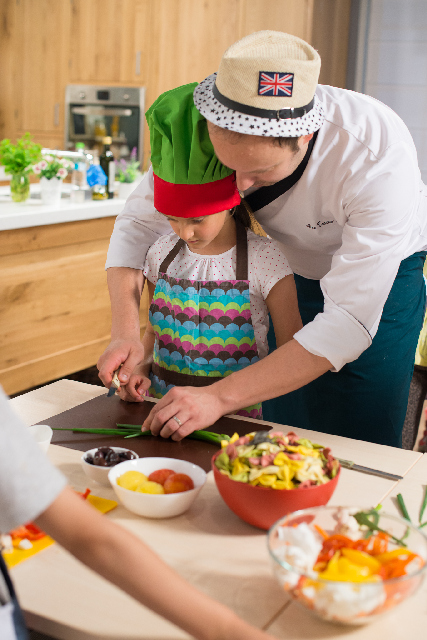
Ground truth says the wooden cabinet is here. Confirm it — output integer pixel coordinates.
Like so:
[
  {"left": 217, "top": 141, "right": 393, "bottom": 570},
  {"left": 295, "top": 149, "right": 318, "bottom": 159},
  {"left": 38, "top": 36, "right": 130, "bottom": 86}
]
[
  {"left": 68, "top": 0, "right": 151, "bottom": 85},
  {"left": 0, "top": 218, "right": 149, "bottom": 396},
  {"left": 17, "top": 0, "right": 71, "bottom": 148},
  {"left": 0, "top": 0, "right": 351, "bottom": 158}
]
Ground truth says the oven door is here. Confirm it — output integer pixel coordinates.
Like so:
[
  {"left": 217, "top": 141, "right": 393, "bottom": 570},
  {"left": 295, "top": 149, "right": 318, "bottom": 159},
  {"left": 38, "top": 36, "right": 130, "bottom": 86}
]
[{"left": 67, "top": 104, "right": 140, "bottom": 161}]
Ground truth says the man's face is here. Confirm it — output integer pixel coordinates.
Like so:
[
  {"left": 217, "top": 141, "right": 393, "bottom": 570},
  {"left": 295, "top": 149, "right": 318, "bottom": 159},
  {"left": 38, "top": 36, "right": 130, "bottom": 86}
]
[{"left": 208, "top": 122, "right": 313, "bottom": 192}]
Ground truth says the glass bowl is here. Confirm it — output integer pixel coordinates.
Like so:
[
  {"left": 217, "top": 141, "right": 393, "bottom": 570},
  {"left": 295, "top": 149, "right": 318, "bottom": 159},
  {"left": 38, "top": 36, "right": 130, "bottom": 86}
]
[{"left": 267, "top": 505, "right": 427, "bottom": 625}]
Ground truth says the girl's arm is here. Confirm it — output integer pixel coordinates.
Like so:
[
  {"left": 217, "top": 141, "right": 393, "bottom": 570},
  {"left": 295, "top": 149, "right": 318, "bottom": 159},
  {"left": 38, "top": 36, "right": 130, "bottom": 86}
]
[
  {"left": 266, "top": 275, "right": 302, "bottom": 348},
  {"left": 36, "top": 486, "right": 276, "bottom": 640},
  {"left": 118, "top": 281, "right": 157, "bottom": 402}
]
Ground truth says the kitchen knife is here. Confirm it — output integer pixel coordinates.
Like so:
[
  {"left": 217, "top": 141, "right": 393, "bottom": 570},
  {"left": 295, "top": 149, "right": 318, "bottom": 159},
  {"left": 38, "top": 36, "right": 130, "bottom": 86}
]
[
  {"left": 107, "top": 369, "right": 121, "bottom": 397},
  {"left": 338, "top": 458, "right": 403, "bottom": 481}
]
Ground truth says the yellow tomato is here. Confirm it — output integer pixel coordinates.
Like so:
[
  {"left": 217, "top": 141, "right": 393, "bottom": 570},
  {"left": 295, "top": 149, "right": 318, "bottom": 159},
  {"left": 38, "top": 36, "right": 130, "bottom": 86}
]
[
  {"left": 117, "top": 471, "right": 148, "bottom": 491},
  {"left": 135, "top": 480, "right": 165, "bottom": 494}
]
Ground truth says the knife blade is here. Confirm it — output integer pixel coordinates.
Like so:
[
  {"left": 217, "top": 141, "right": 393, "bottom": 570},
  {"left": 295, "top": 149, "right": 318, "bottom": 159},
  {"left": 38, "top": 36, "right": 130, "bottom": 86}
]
[
  {"left": 107, "top": 369, "right": 121, "bottom": 397},
  {"left": 338, "top": 458, "right": 403, "bottom": 481}
]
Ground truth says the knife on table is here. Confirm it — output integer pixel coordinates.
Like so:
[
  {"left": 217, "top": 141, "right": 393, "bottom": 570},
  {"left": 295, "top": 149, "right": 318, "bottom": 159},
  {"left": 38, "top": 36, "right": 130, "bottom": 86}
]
[
  {"left": 338, "top": 458, "right": 403, "bottom": 481},
  {"left": 107, "top": 369, "right": 121, "bottom": 397}
]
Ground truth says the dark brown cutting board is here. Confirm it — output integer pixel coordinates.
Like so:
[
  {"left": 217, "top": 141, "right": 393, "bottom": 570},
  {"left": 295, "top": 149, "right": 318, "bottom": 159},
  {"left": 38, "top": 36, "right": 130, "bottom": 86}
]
[{"left": 38, "top": 393, "right": 267, "bottom": 472}]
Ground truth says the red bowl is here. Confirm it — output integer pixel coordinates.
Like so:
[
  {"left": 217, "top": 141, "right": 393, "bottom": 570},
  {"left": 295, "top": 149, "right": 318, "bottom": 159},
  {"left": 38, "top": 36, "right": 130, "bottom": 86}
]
[{"left": 211, "top": 452, "right": 340, "bottom": 530}]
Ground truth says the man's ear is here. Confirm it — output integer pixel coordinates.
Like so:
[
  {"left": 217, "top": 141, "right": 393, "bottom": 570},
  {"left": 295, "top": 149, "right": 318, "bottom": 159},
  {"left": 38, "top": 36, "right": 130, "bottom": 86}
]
[{"left": 300, "top": 133, "right": 314, "bottom": 147}]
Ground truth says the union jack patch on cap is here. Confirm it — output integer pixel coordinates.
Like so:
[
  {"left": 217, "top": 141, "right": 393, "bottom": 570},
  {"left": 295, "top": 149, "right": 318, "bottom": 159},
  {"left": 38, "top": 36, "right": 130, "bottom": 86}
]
[{"left": 258, "top": 72, "right": 294, "bottom": 97}]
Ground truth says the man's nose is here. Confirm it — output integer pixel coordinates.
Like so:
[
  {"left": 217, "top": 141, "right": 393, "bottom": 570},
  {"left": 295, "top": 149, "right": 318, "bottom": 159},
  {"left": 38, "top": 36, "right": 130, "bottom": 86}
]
[{"left": 235, "top": 173, "right": 256, "bottom": 191}]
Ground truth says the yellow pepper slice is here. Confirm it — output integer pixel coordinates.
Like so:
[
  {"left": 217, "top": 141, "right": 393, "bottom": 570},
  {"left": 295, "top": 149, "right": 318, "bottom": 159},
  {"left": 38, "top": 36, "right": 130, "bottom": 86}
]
[
  {"left": 375, "top": 549, "right": 416, "bottom": 564},
  {"left": 341, "top": 548, "right": 382, "bottom": 572},
  {"left": 318, "top": 552, "right": 380, "bottom": 583}
]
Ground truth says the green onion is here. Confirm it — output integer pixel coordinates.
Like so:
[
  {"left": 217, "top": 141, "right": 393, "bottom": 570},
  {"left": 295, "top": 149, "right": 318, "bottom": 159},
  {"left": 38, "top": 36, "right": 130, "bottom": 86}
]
[
  {"left": 419, "top": 486, "right": 427, "bottom": 525},
  {"left": 397, "top": 493, "right": 412, "bottom": 523},
  {"left": 51, "top": 425, "right": 231, "bottom": 446}
]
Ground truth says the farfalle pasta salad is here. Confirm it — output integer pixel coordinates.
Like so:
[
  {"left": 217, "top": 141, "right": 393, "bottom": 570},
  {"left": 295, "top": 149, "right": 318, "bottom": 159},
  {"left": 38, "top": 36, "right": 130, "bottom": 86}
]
[{"left": 214, "top": 430, "right": 339, "bottom": 489}]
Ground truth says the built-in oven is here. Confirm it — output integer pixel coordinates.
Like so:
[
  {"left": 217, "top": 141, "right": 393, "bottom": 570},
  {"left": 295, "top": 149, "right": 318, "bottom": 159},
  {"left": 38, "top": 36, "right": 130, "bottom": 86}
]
[{"left": 64, "top": 85, "right": 145, "bottom": 165}]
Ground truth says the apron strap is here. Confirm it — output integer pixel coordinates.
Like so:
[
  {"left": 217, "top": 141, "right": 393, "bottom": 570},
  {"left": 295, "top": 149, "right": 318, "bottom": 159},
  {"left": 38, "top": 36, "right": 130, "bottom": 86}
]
[
  {"left": 158, "top": 238, "right": 185, "bottom": 274},
  {"left": 235, "top": 219, "right": 248, "bottom": 281},
  {"left": 157, "top": 220, "right": 248, "bottom": 280}
]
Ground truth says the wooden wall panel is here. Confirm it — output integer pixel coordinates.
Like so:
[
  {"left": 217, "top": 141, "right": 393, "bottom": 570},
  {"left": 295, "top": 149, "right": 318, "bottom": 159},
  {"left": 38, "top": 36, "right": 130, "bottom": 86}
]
[
  {"left": 19, "top": 0, "right": 70, "bottom": 136},
  {"left": 69, "top": 0, "right": 151, "bottom": 84},
  {"left": 0, "top": 1, "right": 22, "bottom": 141},
  {"left": 310, "top": 0, "right": 352, "bottom": 89},
  {"left": 239, "top": 0, "right": 314, "bottom": 42},
  {"left": 0, "top": 0, "right": 352, "bottom": 151}
]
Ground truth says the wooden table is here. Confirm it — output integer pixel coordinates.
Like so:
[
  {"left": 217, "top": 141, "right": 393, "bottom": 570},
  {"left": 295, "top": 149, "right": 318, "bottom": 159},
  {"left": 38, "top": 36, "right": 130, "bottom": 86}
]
[{"left": 9, "top": 380, "right": 427, "bottom": 640}]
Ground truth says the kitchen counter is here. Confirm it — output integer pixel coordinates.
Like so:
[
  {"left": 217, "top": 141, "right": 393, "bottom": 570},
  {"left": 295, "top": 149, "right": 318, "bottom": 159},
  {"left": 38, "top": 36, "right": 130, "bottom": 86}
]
[
  {"left": 0, "top": 184, "right": 127, "bottom": 231},
  {"left": 8, "top": 380, "right": 427, "bottom": 640},
  {"left": 0, "top": 185, "right": 149, "bottom": 395}
]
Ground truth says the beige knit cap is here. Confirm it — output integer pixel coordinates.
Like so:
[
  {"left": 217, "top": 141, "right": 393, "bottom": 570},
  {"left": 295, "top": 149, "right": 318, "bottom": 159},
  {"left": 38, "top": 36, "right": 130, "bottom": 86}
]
[{"left": 194, "top": 30, "right": 324, "bottom": 137}]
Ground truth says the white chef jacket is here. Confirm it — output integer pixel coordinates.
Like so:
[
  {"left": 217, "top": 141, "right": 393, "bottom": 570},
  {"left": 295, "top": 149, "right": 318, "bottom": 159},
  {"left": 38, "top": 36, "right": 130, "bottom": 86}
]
[{"left": 106, "top": 85, "right": 427, "bottom": 371}]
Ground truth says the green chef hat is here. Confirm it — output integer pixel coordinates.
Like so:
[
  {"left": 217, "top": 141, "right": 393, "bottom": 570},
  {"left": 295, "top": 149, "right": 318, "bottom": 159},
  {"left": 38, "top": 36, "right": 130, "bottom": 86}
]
[{"left": 146, "top": 82, "right": 240, "bottom": 218}]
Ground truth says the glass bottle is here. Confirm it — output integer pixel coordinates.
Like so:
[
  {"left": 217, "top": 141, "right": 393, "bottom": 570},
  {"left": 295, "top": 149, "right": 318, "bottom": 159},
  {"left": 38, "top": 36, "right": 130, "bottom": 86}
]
[{"left": 100, "top": 136, "right": 115, "bottom": 199}]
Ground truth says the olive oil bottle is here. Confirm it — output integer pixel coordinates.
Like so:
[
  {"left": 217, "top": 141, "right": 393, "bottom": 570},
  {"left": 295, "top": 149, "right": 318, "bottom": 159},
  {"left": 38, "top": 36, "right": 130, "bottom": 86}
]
[{"left": 100, "top": 136, "right": 116, "bottom": 199}]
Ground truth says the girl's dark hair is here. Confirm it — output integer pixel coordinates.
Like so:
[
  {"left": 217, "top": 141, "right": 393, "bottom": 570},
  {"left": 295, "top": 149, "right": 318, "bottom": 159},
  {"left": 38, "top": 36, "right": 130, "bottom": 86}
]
[{"left": 231, "top": 201, "right": 252, "bottom": 228}]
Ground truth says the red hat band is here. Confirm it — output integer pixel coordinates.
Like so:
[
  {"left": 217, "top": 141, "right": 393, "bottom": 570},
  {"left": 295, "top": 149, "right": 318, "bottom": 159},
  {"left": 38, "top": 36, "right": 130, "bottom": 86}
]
[{"left": 153, "top": 172, "right": 240, "bottom": 218}]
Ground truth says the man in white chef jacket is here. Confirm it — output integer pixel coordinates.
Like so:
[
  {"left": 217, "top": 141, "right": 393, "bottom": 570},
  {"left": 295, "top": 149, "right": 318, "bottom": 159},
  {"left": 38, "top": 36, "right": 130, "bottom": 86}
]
[{"left": 99, "top": 31, "right": 427, "bottom": 448}]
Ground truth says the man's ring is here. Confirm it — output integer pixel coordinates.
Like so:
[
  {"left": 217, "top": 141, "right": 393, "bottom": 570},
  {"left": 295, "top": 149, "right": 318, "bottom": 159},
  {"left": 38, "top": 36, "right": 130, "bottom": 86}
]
[{"left": 172, "top": 415, "right": 182, "bottom": 427}]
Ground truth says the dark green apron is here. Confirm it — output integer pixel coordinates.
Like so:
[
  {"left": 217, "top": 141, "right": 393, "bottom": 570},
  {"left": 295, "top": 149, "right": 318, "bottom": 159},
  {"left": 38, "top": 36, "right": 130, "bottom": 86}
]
[{"left": 263, "top": 252, "right": 427, "bottom": 448}]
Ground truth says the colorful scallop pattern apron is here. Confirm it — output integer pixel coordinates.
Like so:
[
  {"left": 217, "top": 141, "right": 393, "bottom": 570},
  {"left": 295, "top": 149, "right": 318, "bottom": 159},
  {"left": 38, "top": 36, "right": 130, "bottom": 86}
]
[{"left": 148, "top": 221, "right": 262, "bottom": 419}]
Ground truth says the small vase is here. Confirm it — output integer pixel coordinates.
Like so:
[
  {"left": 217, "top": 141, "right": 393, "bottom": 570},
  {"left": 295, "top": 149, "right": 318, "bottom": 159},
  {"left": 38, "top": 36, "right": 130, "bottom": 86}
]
[
  {"left": 10, "top": 172, "right": 30, "bottom": 203},
  {"left": 118, "top": 181, "right": 137, "bottom": 200},
  {"left": 40, "top": 176, "right": 62, "bottom": 207}
]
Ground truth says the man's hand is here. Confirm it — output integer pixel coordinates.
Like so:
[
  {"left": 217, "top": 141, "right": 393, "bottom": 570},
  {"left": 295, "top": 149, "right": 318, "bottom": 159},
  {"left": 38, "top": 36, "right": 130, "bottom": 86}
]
[
  {"left": 142, "top": 386, "right": 225, "bottom": 441},
  {"left": 97, "top": 339, "right": 145, "bottom": 398}
]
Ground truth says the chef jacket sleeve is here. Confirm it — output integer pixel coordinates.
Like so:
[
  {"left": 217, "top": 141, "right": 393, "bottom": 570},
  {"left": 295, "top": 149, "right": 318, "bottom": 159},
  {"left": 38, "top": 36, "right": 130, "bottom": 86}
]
[
  {"left": 0, "top": 388, "right": 66, "bottom": 533},
  {"left": 105, "top": 166, "right": 173, "bottom": 270},
  {"left": 293, "top": 140, "right": 426, "bottom": 371}
]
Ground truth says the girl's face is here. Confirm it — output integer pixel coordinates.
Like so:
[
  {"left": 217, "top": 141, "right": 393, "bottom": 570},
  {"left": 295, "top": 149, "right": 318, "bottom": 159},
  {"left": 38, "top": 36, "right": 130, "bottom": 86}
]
[{"left": 163, "top": 209, "right": 234, "bottom": 253}]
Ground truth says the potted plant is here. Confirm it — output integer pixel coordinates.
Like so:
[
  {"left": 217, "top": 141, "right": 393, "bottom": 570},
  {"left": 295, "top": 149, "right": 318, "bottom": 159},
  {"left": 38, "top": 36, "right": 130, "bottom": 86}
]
[
  {"left": 33, "top": 155, "right": 74, "bottom": 207},
  {"left": 0, "top": 133, "right": 42, "bottom": 202},
  {"left": 116, "top": 147, "right": 141, "bottom": 200}
]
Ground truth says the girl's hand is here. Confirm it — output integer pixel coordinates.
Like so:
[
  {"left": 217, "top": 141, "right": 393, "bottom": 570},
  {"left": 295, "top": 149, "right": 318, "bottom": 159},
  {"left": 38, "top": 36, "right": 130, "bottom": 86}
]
[
  {"left": 141, "top": 386, "right": 225, "bottom": 440},
  {"left": 117, "top": 365, "right": 151, "bottom": 403}
]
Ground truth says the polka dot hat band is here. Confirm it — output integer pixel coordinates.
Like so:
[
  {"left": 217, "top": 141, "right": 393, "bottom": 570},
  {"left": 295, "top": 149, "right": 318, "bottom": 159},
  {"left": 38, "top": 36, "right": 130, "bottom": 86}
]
[{"left": 193, "top": 30, "right": 324, "bottom": 138}]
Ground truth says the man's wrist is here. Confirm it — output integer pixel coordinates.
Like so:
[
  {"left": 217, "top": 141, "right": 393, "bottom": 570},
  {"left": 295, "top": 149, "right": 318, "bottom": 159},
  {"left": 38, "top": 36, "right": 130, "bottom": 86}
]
[{"left": 205, "top": 378, "right": 240, "bottom": 416}]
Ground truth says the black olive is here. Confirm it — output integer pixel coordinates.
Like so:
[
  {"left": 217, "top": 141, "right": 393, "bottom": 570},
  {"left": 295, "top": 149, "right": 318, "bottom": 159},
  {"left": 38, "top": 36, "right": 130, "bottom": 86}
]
[
  {"left": 93, "top": 450, "right": 108, "bottom": 466},
  {"left": 98, "top": 446, "right": 113, "bottom": 456},
  {"left": 252, "top": 431, "right": 272, "bottom": 446},
  {"left": 108, "top": 451, "right": 120, "bottom": 465},
  {"left": 85, "top": 454, "right": 94, "bottom": 465},
  {"left": 119, "top": 450, "right": 136, "bottom": 460}
]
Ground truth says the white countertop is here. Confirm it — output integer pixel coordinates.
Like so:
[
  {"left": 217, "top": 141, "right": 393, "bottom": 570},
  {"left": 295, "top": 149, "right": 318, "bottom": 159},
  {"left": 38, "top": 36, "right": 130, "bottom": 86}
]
[{"left": 0, "top": 183, "right": 125, "bottom": 231}]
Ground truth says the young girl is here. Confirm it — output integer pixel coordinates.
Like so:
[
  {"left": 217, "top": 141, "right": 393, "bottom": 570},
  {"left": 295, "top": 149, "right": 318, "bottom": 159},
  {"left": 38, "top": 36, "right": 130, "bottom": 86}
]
[{"left": 123, "top": 83, "right": 301, "bottom": 424}]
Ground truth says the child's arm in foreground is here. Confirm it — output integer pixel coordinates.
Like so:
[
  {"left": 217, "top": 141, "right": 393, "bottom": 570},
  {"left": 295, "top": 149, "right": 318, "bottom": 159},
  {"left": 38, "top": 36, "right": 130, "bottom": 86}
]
[
  {"left": 35, "top": 487, "right": 276, "bottom": 640},
  {"left": 266, "top": 274, "right": 303, "bottom": 348},
  {"left": 118, "top": 280, "right": 156, "bottom": 402}
]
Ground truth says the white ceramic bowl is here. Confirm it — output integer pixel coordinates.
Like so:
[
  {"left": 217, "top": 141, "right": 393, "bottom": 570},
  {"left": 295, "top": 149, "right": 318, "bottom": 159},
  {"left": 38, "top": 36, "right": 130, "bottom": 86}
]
[
  {"left": 81, "top": 447, "right": 139, "bottom": 487},
  {"left": 28, "top": 424, "right": 53, "bottom": 453},
  {"left": 108, "top": 457, "right": 207, "bottom": 518}
]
